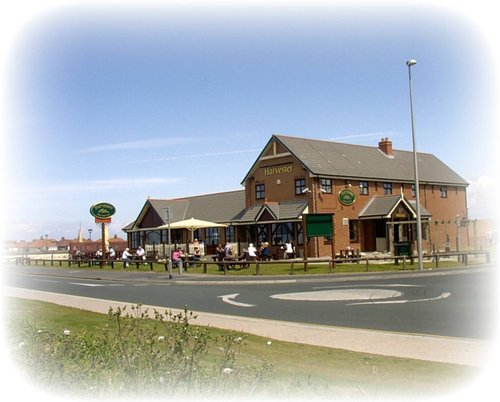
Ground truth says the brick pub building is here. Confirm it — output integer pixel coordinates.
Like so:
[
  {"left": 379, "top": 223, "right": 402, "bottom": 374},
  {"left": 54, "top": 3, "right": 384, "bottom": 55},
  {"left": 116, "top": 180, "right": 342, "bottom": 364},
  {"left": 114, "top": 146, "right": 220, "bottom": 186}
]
[{"left": 124, "top": 134, "right": 469, "bottom": 259}]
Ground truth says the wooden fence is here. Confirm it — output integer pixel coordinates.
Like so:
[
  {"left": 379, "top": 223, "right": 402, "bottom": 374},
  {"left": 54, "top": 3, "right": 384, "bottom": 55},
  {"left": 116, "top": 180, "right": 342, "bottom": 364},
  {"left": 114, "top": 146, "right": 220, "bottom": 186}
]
[{"left": 13, "top": 250, "right": 491, "bottom": 276}]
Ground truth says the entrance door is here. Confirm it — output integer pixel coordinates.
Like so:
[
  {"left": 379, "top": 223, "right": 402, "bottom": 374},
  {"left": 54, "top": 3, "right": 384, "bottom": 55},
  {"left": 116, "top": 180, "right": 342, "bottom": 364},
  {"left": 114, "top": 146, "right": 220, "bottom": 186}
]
[
  {"left": 375, "top": 220, "right": 387, "bottom": 252},
  {"left": 360, "top": 220, "right": 386, "bottom": 252}
]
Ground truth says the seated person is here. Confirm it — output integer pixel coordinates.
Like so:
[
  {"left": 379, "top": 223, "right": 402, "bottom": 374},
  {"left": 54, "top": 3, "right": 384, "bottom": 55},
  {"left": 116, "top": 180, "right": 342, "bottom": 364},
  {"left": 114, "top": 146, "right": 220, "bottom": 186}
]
[
  {"left": 193, "top": 247, "right": 202, "bottom": 261},
  {"left": 136, "top": 245, "right": 146, "bottom": 261},
  {"left": 283, "top": 241, "right": 295, "bottom": 259},
  {"left": 259, "top": 242, "right": 270, "bottom": 261},
  {"left": 171, "top": 247, "right": 185, "bottom": 270},
  {"left": 121, "top": 248, "right": 132, "bottom": 267},
  {"left": 247, "top": 243, "right": 258, "bottom": 261}
]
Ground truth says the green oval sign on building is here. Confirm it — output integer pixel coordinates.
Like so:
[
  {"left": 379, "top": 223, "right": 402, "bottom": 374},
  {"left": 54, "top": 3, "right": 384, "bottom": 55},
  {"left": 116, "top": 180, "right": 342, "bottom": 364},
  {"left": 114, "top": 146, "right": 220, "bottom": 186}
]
[
  {"left": 90, "top": 202, "right": 116, "bottom": 219},
  {"left": 338, "top": 189, "right": 356, "bottom": 206}
]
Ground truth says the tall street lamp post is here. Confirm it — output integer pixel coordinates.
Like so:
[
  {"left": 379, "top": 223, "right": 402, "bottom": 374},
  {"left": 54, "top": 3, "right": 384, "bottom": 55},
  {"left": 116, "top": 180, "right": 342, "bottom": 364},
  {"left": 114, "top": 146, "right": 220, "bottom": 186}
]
[
  {"left": 406, "top": 59, "right": 424, "bottom": 271},
  {"left": 165, "top": 207, "right": 173, "bottom": 279}
]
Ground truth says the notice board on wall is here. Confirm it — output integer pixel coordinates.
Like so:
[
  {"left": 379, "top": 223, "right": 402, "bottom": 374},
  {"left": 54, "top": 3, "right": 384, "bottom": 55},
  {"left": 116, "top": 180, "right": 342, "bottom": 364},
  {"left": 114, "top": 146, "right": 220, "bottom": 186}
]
[{"left": 305, "top": 213, "right": 334, "bottom": 238}]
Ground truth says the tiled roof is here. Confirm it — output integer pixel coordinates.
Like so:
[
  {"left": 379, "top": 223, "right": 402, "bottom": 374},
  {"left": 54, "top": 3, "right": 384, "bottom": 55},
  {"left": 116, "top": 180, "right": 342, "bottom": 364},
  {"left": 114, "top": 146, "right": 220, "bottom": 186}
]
[
  {"left": 268, "top": 135, "right": 468, "bottom": 186},
  {"left": 359, "top": 195, "right": 431, "bottom": 219},
  {"left": 131, "top": 190, "right": 246, "bottom": 229},
  {"left": 125, "top": 191, "right": 309, "bottom": 231},
  {"left": 233, "top": 200, "right": 308, "bottom": 223}
]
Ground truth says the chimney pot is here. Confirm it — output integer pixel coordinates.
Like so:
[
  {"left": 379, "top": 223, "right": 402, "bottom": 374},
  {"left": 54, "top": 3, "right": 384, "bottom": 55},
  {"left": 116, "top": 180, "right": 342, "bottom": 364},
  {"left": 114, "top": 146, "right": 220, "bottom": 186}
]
[{"left": 378, "top": 137, "right": 393, "bottom": 156}]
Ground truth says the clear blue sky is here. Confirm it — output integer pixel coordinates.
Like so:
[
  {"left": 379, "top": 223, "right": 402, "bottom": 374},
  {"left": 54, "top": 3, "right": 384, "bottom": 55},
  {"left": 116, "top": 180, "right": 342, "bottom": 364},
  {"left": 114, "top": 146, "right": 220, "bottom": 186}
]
[{"left": 2, "top": 1, "right": 498, "bottom": 241}]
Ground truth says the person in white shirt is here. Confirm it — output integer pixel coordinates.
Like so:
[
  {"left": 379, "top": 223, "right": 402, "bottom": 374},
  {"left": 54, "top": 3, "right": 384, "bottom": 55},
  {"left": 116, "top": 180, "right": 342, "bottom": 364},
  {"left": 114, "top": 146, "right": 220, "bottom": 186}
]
[
  {"left": 284, "top": 241, "right": 295, "bottom": 259},
  {"left": 247, "top": 243, "right": 257, "bottom": 260},
  {"left": 122, "top": 248, "right": 132, "bottom": 267},
  {"left": 136, "top": 246, "right": 146, "bottom": 261}
]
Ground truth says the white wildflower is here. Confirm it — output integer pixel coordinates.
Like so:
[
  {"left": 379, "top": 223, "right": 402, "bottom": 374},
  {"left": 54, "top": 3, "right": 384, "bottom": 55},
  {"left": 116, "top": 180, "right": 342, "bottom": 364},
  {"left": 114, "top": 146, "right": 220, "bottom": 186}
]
[
  {"left": 223, "top": 368, "right": 233, "bottom": 375},
  {"left": 63, "top": 329, "right": 71, "bottom": 336},
  {"left": 158, "top": 335, "right": 165, "bottom": 342},
  {"left": 267, "top": 340, "right": 272, "bottom": 346}
]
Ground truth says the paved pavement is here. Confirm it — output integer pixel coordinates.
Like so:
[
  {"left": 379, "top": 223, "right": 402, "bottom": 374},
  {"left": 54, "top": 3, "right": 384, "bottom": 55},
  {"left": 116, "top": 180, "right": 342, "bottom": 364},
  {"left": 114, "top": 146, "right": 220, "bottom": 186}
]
[{"left": 5, "top": 264, "right": 496, "bottom": 367}]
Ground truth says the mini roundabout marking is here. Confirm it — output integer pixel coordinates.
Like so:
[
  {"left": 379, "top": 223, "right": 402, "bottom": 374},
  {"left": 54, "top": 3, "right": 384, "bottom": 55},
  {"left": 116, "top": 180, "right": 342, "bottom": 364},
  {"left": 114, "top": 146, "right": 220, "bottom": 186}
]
[
  {"left": 270, "top": 288, "right": 402, "bottom": 302},
  {"left": 270, "top": 284, "right": 451, "bottom": 305}
]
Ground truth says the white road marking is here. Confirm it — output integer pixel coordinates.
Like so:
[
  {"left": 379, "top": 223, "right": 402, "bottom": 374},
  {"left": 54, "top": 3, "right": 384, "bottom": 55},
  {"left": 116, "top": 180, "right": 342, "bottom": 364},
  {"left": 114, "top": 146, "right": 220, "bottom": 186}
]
[
  {"left": 69, "top": 282, "right": 104, "bottom": 287},
  {"left": 270, "top": 289, "right": 403, "bottom": 301},
  {"left": 69, "top": 282, "right": 124, "bottom": 287},
  {"left": 312, "top": 283, "right": 422, "bottom": 290},
  {"left": 218, "top": 293, "right": 256, "bottom": 308},
  {"left": 347, "top": 292, "right": 452, "bottom": 306}
]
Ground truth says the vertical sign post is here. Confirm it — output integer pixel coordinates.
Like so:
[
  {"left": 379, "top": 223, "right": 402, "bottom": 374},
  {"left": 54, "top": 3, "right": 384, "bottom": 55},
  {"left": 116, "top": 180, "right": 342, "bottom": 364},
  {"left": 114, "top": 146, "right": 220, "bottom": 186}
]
[
  {"left": 90, "top": 202, "right": 116, "bottom": 268},
  {"left": 302, "top": 214, "right": 308, "bottom": 271}
]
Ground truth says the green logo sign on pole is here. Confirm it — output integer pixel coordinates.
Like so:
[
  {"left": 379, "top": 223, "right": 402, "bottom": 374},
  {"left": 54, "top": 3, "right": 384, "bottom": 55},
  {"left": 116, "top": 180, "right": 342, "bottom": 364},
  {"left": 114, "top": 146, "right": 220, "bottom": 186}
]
[
  {"left": 90, "top": 202, "right": 116, "bottom": 219},
  {"left": 305, "top": 213, "right": 334, "bottom": 238},
  {"left": 338, "top": 188, "right": 356, "bottom": 206}
]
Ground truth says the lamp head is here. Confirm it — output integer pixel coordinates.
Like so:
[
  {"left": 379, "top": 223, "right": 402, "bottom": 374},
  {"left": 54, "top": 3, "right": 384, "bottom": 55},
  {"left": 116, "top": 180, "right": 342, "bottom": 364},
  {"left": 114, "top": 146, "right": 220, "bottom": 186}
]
[{"left": 406, "top": 59, "right": 417, "bottom": 67}]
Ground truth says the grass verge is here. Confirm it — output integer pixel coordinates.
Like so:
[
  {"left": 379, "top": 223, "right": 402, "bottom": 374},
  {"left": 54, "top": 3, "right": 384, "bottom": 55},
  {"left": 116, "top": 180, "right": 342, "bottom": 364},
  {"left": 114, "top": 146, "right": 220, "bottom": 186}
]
[{"left": 5, "top": 297, "right": 480, "bottom": 400}]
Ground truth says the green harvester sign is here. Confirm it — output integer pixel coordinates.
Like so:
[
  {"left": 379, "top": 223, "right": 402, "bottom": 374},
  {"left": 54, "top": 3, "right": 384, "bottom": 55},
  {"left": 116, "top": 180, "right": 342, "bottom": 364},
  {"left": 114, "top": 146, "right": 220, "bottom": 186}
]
[
  {"left": 90, "top": 202, "right": 116, "bottom": 219},
  {"left": 338, "top": 188, "right": 356, "bottom": 206}
]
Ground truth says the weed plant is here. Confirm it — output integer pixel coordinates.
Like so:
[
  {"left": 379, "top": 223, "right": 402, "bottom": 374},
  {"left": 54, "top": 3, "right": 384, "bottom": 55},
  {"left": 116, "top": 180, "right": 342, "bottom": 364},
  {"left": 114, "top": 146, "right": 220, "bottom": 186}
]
[{"left": 11, "top": 305, "right": 274, "bottom": 398}]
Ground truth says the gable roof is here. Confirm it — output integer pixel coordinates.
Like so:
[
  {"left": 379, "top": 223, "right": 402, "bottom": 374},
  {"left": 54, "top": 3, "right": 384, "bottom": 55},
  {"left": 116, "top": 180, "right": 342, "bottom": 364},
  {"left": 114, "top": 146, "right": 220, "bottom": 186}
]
[
  {"left": 359, "top": 194, "right": 432, "bottom": 220},
  {"left": 244, "top": 134, "right": 468, "bottom": 186},
  {"left": 125, "top": 190, "right": 246, "bottom": 231},
  {"left": 232, "top": 200, "right": 308, "bottom": 224}
]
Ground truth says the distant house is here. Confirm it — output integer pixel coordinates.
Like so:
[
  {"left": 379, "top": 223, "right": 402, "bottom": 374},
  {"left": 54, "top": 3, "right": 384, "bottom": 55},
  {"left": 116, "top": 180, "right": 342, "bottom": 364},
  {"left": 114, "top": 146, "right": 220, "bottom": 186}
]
[{"left": 4, "top": 233, "right": 127, "bottom": 257}]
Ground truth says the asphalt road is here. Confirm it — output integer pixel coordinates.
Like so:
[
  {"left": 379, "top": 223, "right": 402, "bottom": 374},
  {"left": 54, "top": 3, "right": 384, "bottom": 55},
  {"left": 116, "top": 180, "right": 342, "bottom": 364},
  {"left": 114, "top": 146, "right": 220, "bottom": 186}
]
[{"left": 4, "top": 264, "right": 497, "bottom": 340}]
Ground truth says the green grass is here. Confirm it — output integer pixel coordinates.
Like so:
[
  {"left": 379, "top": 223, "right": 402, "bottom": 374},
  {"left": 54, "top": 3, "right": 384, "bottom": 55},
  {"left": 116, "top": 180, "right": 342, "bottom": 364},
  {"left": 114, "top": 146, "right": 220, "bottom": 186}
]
[
  {"left": 25, "top": 257, "right": 478, "bottom": 276},
  {"left": 6, "top": 298, "right": 480, "bottom": 399}
]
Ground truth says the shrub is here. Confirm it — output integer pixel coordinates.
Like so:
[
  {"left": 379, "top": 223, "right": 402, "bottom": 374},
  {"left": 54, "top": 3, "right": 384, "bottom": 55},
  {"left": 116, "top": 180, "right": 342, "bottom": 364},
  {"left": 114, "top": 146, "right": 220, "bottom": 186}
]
[{"left": 11, "top": 305, "right": 274, "bottom": 398}]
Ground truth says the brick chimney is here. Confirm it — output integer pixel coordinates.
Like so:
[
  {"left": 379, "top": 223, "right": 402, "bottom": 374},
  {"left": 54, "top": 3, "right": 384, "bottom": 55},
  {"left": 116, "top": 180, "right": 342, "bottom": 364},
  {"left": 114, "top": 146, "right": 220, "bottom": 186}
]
[{"left": 378, "top": 137, "right": 393, "bottom": 156}]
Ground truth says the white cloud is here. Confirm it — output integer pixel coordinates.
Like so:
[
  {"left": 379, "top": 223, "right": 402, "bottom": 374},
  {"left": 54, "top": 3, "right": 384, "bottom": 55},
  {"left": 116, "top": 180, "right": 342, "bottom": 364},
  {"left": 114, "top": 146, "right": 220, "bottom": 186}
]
[
  {"left": 329, "top": 132, "right": 401, "bottom": 144},
  {"left": 128, "top": 149, "right": 260, "bottom": 164},
  {"left": 75, "top": 138, "right": 194, "bottom": 154},
  {"left": 467, "top": 176, "right": 498, "bottom": 220},
  {"left": 12, "top": 177, "right": 182, "bottom": 195}
]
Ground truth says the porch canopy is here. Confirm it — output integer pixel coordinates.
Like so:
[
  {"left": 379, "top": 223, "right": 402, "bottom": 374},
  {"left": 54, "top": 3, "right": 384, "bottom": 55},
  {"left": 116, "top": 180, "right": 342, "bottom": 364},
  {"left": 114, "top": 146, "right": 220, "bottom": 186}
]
[
  {"left": 359, "top": 194, "right": 431, "bottom": 220},
  {"left": 156, "top": 217, "right": 227, "bottom": 242}
]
